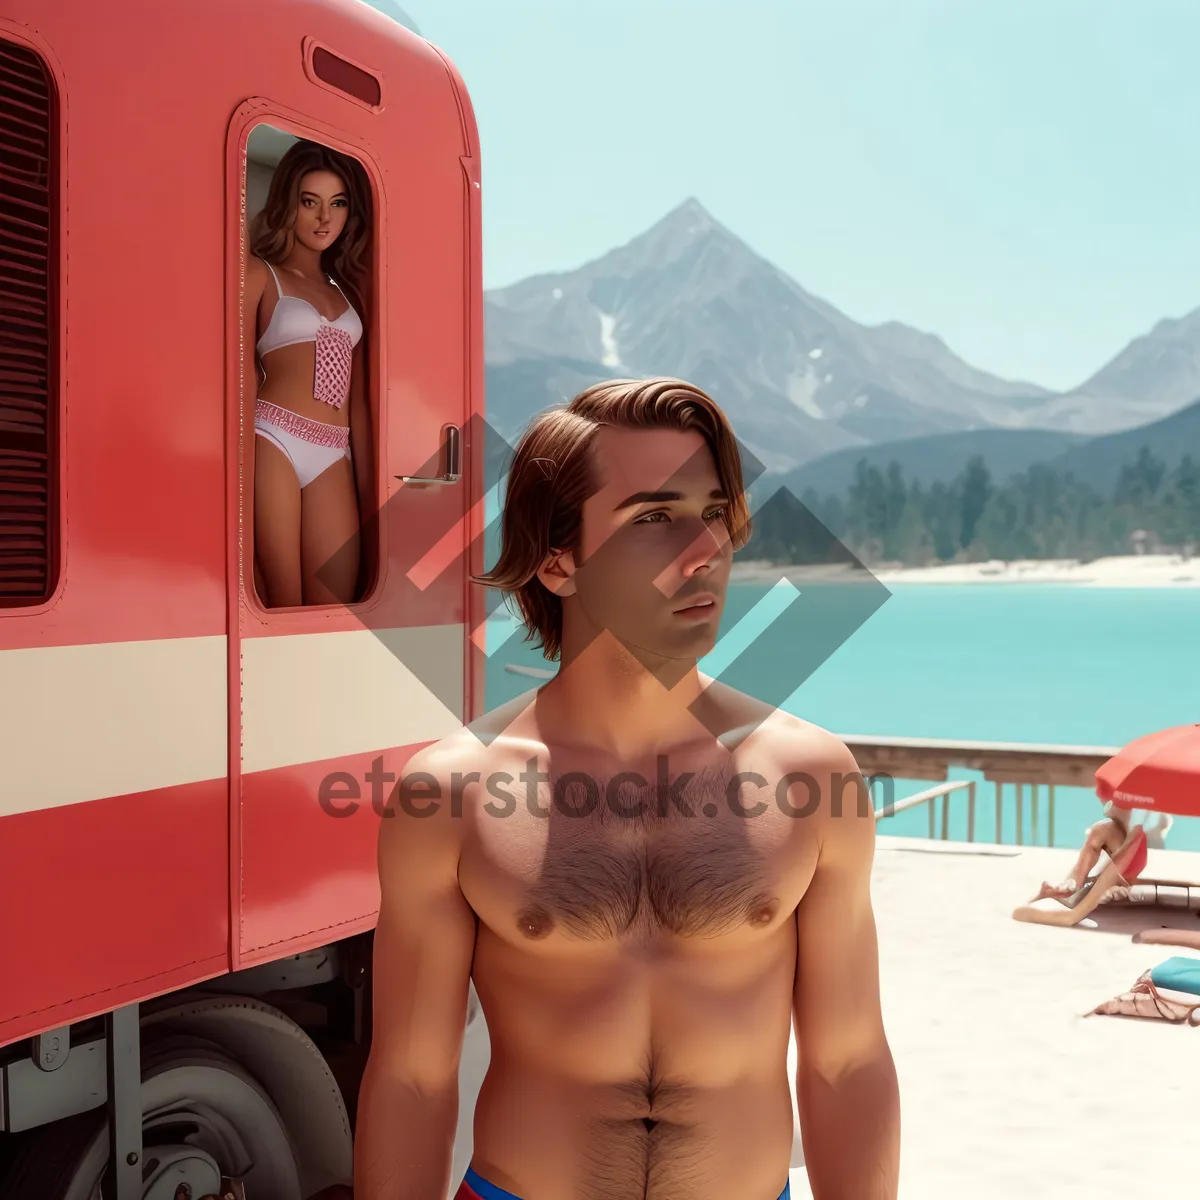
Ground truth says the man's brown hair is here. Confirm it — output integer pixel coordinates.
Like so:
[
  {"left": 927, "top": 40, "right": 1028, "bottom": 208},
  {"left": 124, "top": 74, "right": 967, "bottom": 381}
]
[{"left": 474, "top": 377, "right": 751, "bottom": 661}]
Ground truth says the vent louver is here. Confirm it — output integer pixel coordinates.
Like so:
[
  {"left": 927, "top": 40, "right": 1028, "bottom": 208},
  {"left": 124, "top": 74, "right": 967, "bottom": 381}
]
[{"left": 0, "top": 38, "right": 54, "bottom": 604}]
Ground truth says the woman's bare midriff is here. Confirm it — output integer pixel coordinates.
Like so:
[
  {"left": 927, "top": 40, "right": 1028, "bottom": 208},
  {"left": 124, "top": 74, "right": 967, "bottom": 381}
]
[
  {"left": 256, "top": 344, "right": 350, "bottom": 427},
  {"left": 467, "top": 926, "right": 799, "bottom": 1200}
]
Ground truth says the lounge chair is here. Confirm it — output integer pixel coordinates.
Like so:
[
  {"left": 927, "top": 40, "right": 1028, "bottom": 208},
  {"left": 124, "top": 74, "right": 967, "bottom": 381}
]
[
  {"left": 1105, "top": 881, "right": 1200, "bottom": 910},
  {"left": 1012, "top": 825, "right": 1149, "bottom": 927}
]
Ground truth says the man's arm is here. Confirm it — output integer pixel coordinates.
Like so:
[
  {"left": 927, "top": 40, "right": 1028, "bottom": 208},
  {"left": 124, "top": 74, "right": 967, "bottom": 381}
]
[
  {"left": 792, "top": 740, "right": 900, "bottom": 1199},
  {"left": 355, "top": 746, "right": 477, "bottom": 1200}
]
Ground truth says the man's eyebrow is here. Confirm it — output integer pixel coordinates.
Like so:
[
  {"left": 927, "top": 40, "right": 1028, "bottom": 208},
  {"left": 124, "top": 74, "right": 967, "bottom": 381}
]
[{"left": 613, "top": 488, "right": 727, "bottom": 511}]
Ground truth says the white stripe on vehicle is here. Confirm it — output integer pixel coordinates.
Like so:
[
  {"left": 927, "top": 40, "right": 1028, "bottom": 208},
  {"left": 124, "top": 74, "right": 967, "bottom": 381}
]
[
  {"left": 0, "top": 635, "right": 228, "bottom": 817},
  {"left": 0, "top": 624, "right": 467, "bottom": 816},
  {"left": 240, "top": 624, "right": 465, "bottom": 774}
]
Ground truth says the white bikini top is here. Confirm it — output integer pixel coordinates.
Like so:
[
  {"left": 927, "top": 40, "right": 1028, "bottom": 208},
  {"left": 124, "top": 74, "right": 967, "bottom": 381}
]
[{"left": 256, "top": 259, "right": 363, "bottom": 357}]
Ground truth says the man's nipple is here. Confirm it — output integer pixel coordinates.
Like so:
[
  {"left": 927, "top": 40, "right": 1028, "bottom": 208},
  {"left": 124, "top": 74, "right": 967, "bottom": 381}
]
[
  {"left": 516, "top": 906, "right": 554, "bottom": 940},
  {"left": 748, "top": 897, "right": 780, "bottom": 927}
]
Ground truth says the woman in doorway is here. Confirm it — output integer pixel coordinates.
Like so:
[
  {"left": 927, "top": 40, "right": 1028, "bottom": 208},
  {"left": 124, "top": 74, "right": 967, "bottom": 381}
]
[{"left": 243, "top": 139, "right": 374, "bottom": 607}]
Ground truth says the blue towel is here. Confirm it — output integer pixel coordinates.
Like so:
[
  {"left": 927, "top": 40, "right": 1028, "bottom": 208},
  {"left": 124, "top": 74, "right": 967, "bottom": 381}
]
[{"left": 1149, "top": 955, "right": 1200, "bottom": 996}]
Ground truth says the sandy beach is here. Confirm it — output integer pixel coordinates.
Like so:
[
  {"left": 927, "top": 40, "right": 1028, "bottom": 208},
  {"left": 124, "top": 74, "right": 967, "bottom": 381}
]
[
  {"left": 450, "top": 836, "right": 1200, "bottom": 1198},
  {"left": 730, "top": 553, "right": 1200, "bottom": 587}
]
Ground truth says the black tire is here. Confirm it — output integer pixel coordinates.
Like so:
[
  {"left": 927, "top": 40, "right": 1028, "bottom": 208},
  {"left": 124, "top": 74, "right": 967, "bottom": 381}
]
[{"left": 1, "top": 1033, "right": 302, "bottom": 1200}]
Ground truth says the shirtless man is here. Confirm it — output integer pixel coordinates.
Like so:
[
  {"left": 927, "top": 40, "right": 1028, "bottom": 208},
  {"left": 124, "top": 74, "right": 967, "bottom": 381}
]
[{"left": 355, "top": 378, "right": 901, "bottom": 1199}]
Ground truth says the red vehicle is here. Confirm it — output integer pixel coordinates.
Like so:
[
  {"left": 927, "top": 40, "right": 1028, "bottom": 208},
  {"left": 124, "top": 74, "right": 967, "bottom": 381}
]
[{"left": 0, "top": 0, "right": 484, "bottom": 1194}]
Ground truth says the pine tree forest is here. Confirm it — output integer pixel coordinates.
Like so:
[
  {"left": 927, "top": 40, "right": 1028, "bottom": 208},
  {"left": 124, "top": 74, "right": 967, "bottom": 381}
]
[{"left": 746, "top": 448, "right": 1200, "bottom": 568}]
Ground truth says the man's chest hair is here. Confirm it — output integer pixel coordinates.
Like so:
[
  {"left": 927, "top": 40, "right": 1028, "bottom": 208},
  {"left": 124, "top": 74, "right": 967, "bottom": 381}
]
[{"left": 502, "top": 763, "right": 791, "bottom": 942}]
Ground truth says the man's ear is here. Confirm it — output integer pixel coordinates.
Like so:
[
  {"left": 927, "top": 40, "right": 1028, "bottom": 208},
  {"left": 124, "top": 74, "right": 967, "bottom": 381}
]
[{"left": 536, "top": 547, "right": 577, "bottom": 598}]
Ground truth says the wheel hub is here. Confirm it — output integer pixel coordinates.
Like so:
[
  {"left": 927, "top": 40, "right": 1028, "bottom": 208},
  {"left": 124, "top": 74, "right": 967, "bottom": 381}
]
[{"left": 139, "top": 1146, "right": 222, "bottom": 1200}]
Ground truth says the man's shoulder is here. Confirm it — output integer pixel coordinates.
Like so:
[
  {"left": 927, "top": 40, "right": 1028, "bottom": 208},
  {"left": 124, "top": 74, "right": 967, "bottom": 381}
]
[
  {"left": 759, "top": 712, "right": 858, "bottom": 779},
  {"left": 403, "top": 690, "right": 544, "bottom": 782},
  {"left": 402, "top": 728, "right": 495, "bottom": 786},
  {"left": 706, "top": 680, "right": 857, "bottom": 776},
  {"left": 717, "top": 703, "right": 869, "bottom": 841},
  {"left": 758, "top": 718, "right": 875, "bottom": 859}
]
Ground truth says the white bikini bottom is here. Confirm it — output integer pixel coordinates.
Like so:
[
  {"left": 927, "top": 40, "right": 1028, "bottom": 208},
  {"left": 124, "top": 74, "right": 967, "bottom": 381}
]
[{"left": 254, "top": 400, "right": 351, "bottom": 489}]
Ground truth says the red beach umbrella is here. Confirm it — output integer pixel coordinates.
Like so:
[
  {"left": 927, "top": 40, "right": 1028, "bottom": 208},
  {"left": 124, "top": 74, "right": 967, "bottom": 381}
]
[{"left": 1095, "top": 724, "right": 1200, "bottom": 818}]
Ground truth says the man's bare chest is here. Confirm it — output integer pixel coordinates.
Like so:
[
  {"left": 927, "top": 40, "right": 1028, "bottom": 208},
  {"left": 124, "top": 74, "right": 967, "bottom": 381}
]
[{"left": 462, "top": 761, "right": 809, "bottom": 945}]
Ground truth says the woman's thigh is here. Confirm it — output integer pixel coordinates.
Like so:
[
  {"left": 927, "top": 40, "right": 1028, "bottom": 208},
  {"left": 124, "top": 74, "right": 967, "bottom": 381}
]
[
  {"left": 301, "top": 454, "right": 360, "bottom": 605},
  {"left": 254, "top": 434, "right": 303, "bottom": 608}
]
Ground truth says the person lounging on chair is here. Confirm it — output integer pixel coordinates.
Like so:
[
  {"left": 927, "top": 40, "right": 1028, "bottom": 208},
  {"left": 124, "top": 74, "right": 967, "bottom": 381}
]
[{"left": 1012, "top": 803, "right": 1149, "bottom": 927}]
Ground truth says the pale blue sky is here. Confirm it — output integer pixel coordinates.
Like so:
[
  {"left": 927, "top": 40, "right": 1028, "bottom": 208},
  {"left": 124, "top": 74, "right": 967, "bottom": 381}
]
[{"left": 386, "top": 0, "right": 1200, "bottom": 392}]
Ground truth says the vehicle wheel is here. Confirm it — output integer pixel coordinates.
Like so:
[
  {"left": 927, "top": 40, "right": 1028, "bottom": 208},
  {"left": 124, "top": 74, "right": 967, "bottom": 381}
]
[
  {"left": 141, "top": 992, "right": 353, "bottom": 1193},
  {"left": 2, "top": 1034, "right": 303, "bottom": 1200}
]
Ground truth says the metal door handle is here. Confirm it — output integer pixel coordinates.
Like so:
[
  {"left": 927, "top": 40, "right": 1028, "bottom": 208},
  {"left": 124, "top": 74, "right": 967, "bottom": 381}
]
[{"left": 397, "top": 424, "right": 461, "bottom": 485}]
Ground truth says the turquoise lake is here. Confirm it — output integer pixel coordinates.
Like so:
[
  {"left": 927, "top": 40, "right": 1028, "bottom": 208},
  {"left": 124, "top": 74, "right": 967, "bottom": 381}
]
[{"left": 484, "top": 584, "right": 1200, "bottom": 852}]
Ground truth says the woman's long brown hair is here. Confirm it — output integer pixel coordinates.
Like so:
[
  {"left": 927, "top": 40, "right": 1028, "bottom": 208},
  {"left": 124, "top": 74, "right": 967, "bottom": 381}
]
[{"left": 249, "top": 138, "right": 373, "bottom": 315}]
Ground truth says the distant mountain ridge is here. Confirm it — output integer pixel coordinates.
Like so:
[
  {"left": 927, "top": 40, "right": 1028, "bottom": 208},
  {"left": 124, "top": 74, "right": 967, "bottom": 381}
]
[
  {"left": 775, "top": 398, "right": 1200, "bottom": 500},
  {"left": 1017, "top": 309, "right": 1200, "bottom": 435},
  {"left": 484, "top": 197, "right": 1200, "bottom": 472},
  {"left": 1051, "top": 396, "right": 1200, "bottom": 493}
]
